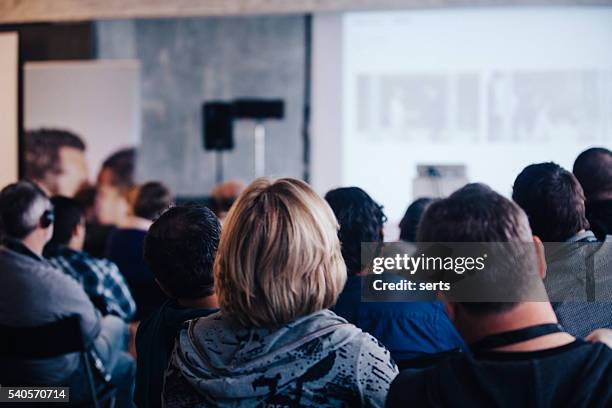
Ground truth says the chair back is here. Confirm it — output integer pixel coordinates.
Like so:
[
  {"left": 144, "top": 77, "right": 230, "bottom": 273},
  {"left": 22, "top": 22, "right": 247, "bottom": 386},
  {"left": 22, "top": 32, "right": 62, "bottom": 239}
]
[{"left": 0, "top": 315, "right": 85, "bottom": 358}]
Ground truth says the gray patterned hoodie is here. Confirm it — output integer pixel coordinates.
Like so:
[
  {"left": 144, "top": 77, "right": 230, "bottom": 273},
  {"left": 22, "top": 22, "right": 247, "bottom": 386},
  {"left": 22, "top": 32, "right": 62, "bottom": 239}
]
[{"left": 163, "top": 309, "right": 398, "bottom": 407}]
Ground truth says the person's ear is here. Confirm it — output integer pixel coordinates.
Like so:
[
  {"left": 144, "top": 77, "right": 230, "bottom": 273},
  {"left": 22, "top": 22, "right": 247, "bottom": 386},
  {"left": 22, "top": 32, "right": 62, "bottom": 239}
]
[
  {"left": 73, "top": 222, "right": 85, "bottom": 239},
  {"left": 533, "top": 235, "right": 546, "bottom": 279}
]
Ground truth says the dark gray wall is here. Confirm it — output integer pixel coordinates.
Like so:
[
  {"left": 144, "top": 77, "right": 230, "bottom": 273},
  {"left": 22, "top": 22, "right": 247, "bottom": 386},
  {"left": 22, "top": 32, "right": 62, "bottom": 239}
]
[{"left": 96, "top": 16, "right": 306, "bottom": 196}]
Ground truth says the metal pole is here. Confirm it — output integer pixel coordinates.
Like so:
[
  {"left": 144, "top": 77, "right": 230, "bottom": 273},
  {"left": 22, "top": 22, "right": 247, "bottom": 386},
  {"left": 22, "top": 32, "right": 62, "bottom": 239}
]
[
  {"left": 254, "top": 122, "right": 266, "bottom": 177},
  {"left": 215, "top": 150, "right": 223, "bottom": 184}
]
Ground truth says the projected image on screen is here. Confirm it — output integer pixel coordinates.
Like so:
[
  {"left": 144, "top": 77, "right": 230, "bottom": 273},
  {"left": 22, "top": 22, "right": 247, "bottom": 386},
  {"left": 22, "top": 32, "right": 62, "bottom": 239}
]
[{"left": 341, "top": 7, "right": 612, "bottom": 223}]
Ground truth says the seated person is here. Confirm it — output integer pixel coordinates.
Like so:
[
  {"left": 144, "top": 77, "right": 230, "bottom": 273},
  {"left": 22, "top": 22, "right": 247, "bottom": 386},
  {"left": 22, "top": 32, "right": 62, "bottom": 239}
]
[
  {"left": 84, "top": 148, "right": 137, "bottom": 257},
  {"left": 398, "top": 197, "right": 433, "bottom": 242},
  {"left": 325, "top": 187, "right": 464, "bottom": 362},
  {"left": 387, "top": 184, "right": 612, "bottom": 407},
  {"left": 106, "top": 181, "right": 174, "bottom": 320},
  {"left": 24, "top": 128, "right": 88, "bottom": 197},
  {"left": 44, "top": 196, "right": 136, "bottom": 322},
  {"left": 0, "top": 181, "right": 135, "bottom": 407},
  {"left": 163, "top": 178, "right": 398, "bottom": 407},
  {"left": 210, "top": 179, "right": 245, "bottom": 222},
  {"left": 135, "top": 205, "right": 221, "bottom": 408},
  {"left": 513, "top": 162, "right": 612, "bottom": 337},
  {"left": 573, "top": 147, "right": 612, "bottom": 240}
]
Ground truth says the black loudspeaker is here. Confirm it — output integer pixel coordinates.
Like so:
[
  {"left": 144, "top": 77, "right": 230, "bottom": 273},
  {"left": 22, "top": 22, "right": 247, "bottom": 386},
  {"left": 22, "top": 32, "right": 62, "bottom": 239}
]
[
  {"left": 233, "top": 99, "right": 284, "bottom": 120},
  {"left": 203, "top": 102, "right": 234, "bottom": 151}
]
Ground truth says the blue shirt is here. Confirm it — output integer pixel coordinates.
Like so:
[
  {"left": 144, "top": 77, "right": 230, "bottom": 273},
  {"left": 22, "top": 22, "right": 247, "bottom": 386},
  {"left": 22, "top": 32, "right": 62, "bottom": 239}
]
[{"left": 333, "top": 276, "right": 465, "bottom": 362}]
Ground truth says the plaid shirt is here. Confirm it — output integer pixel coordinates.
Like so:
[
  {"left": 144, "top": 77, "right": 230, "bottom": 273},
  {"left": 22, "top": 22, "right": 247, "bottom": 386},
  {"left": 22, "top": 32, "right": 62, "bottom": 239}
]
[{"left": 47, "top": 246, "right": 136, "bottom": 321}]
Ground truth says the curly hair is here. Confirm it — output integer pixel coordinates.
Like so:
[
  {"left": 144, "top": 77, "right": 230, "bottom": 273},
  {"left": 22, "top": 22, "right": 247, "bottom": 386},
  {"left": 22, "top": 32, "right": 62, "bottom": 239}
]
[
  {"left": 325, "top": 187, "right": 386, "bottom": 276},
  {"left": 144, "top": 205, "right": 220, "bottom": 299}
]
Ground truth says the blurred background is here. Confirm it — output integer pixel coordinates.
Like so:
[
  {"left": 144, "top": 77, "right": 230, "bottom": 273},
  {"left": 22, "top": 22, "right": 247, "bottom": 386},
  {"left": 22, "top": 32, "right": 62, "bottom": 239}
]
[{"left": 1, "top": 1, "right": 612, "bottom": 236}]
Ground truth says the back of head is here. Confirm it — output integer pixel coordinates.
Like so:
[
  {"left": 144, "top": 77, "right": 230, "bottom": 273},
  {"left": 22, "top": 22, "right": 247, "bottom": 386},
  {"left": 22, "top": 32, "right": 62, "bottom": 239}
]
[
  {"left": 573, "top": 147, "right": 612, "bottom": 201},
  {"left": 99, "top": 148, "right": 137, "bottom": 190},
  {"left": 513, "top": 162, "right": 588, "bottom": 242},
  {"left": 399, "top": 197, "right": 433, "bottom": 242},
  {"left": 418, "top": 183, "right": 535, "bottom": 315},
  {"left": 215, "top": 178, "right": 346, "bottom": 328},
  {"left": 0, "top": 181, "right": 52, "bottom": 240},
  {"left": 24, "top": 129, "right": 86, "bottom": 195},
  {"left": 47, "top": 196, "right": 84, "bottom": 248},
  {"left": 210, "top": 180, "right": 245, "bottom": 219},
  {"left": 133, "top": 181, "right": 174, "bottom": 221},
  {"left": 144, "top": 205, "right": 220, "bottom": 299},
  {"left": 324, "top": 187, "right": 386, "bottom": 275}
]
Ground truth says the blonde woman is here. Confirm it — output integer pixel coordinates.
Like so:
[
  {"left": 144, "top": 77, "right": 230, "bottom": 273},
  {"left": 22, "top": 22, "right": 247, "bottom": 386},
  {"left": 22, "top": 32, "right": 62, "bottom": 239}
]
[{"left": 163, "top": 178, "right": 398, "bottom": 407}]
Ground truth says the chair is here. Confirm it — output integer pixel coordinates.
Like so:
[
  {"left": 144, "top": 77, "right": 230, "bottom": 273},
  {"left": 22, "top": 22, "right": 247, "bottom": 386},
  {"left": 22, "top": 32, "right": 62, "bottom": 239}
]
[{"left": 0, "top": 315, "right": 116, "bottom": 408}]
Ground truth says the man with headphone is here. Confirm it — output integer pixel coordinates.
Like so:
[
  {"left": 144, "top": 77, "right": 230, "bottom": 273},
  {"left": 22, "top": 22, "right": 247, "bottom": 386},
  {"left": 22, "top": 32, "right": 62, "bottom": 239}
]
[{"left": 0, "top": 180, "right": 136, "bottom": 407}]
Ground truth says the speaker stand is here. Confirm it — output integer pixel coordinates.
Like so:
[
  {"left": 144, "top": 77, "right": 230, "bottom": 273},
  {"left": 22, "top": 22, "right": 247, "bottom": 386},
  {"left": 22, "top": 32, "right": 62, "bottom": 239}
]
[
  {"left": 214, "top": 150, "right": 224, "bottom": 184},
  {"left": 254, "top": 122, "right": 266, "bottom": 177}
]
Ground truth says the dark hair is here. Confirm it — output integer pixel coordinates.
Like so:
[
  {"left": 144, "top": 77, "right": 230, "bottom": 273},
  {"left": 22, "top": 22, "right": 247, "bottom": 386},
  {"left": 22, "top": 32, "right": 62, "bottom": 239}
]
[
  {"left": 47, "top": 196, "right": 84, "bottom": 247},
  {"left": 573, "top": 147, "right": 612, "bottom": 201},
  {"left": 324, "top": 187, "right": 386, "bottom": 276},
  {"left": 100, "top": 148, "right": 137, "bottom": 189},
  {"left": 133, "top": 182, "right": 174, "bottom": 221},
  {"left": 24, "top": 129, "right": 85, "bottom": 182},
  {"left": 73, "top": 185, "right": 96, "bottom": 211},
  {"left": 513, "top": 162, "right": 589, "bottom": 242},
  {"left": 0, "top": 181, "right": 51, "bottom": 239},
  {"left": 144, "top": 205, "right": 221, "bottom": 299},
  {"left": 399, "top": 197, "right": 433, "bottom": 242},
  {"left": 418, "top": 183, "right": 535, "bottom": 316}
]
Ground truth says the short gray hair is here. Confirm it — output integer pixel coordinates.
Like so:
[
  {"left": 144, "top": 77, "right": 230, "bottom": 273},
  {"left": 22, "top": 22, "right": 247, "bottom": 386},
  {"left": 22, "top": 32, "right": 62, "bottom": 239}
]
[{"left": 0, "top": 181, "right": 51, "bottom": 239}]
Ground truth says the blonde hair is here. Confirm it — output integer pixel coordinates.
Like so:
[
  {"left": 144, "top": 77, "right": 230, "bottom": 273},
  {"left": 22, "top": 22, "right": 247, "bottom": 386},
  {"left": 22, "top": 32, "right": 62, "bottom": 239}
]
[{"left": 214, "top": 177, "right": 347, "bottom": 328}]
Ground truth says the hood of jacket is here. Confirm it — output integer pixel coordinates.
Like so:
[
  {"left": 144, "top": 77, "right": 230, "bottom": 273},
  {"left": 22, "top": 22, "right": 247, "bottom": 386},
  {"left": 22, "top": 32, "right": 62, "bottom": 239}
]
[{"left": 171, "top": 309, "right": 357, "bottom": 401}]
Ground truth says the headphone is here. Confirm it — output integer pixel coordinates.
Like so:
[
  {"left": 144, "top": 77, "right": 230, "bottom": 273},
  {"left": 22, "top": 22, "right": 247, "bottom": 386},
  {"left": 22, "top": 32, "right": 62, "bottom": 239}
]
[{"left": 40, "top": 208, "right": 55, "bottom": 229}]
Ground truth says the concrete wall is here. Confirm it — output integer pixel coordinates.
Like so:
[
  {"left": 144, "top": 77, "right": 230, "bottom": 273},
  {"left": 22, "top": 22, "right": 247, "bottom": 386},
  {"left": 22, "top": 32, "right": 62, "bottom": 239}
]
[{"left": 96, "top": 16, "right": 306, "bottom": 196}]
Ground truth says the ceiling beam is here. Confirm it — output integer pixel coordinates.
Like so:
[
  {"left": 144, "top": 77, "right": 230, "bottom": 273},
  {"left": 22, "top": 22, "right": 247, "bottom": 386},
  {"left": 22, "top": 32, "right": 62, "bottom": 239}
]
[{"left": 2, "top": 0, "right": 612, "bottom": 24}]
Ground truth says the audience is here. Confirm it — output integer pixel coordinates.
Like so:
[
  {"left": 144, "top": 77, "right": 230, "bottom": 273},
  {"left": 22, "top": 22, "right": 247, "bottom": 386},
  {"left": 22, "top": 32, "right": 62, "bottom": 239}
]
[
  {"left": 44, "top": 196, "right": 136, "bottom": 322},
  {"left": 399, "top": 197, "right": 434, "bottom": 242},
  {"left": 326, "top": 187, "right": 464, "bottom": 362},
  {"left": 0, "top": 181, "right": 135, "bottom": 406},
  {"left": 4, "top": 128, "right": 612, "bottom": 408},
  {"left": 513, "top": 162, "right": 612, "bottom": 337},
  {"left": 209, "top": 179, "right": 245, "bottom": 222},
  {"left": 573, "top": 147, "right": 612, "bottom": 240},
  {"left": 386, "top": 183, "right": 612, "bottom": 407},
  {"left": 24, "top": 129, "right": 88, "bottom": 197},
  {"left": 106, "top": 181, "right": 174, "bottom": 320},
  {"left": 163, "top": 178, "right": 398, "bottom": 407},
  {"left": 135, "top": 205, "right": 220, "bottom": 408}
]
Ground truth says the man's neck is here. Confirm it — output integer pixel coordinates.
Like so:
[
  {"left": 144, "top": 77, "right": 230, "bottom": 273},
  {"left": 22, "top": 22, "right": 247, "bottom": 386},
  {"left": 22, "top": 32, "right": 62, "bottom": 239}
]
[
  {"left": 67, "top": 238, "right": 83, "bottom": 252},
  {"left": 461, "top": 302, "right": 574, "bottom": 352},
  {"left": 177, "top": 294, "right": 219, "bottom": 310},
  {"left": 20, "top": 235, "right": 45, "bottom": 257},
  {"left": 120, "top": 216, "right": 152, "bottom": 231}
]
